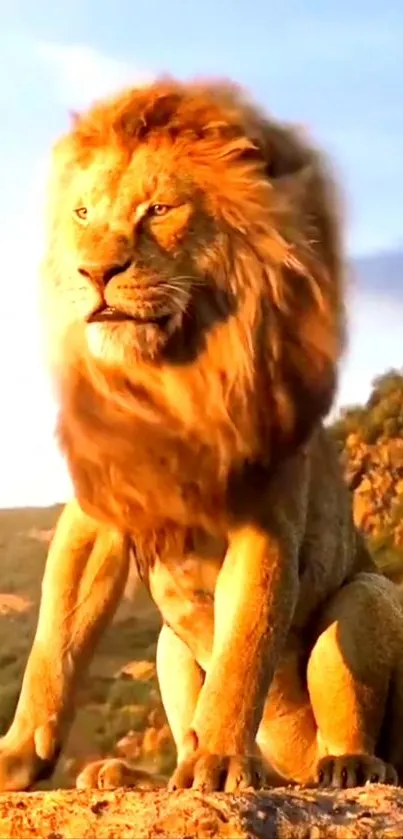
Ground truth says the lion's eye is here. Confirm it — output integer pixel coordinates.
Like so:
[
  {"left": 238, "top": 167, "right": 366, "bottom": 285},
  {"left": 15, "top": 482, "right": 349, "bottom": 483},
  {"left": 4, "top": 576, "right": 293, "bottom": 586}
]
[
  {"left": 148, "top": 204, "right": 171, "bottom": 217},
  {"left": 74, "top": 207, "right": 88, "bottom": 221}
]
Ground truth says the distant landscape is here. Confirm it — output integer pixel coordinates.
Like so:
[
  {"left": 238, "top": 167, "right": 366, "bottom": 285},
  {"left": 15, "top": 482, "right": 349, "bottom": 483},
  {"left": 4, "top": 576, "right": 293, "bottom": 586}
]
[
  {"left": 354, "top": 249, "right": 403, "bottom": 297},
  {"left": 332, "top": 369, "right": 403, "bottom": 578}
]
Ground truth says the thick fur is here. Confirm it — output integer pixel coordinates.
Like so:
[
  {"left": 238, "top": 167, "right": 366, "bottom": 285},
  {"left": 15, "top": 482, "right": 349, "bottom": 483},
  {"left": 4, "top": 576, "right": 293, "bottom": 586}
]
[{"left": 1, "top": 78, "right": 403, "bottom": 792}]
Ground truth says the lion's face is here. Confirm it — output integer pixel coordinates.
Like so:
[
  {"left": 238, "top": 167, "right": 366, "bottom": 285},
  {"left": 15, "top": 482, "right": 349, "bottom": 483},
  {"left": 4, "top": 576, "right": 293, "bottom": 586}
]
[
  {"left": 44, "top": 86, "right": 273, "bottom": 368},
  {"left": 49, "top": 142, "right": 231, "bottom": 367},
  {"left": 44, "top": 80, "right": 345, "bottom": 459}
]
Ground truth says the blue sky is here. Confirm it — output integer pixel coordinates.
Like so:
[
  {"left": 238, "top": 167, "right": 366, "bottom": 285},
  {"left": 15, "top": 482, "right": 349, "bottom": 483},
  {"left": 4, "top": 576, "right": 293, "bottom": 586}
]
[{"left": 0, "top": 0, "right": 402, "bottom": 506}]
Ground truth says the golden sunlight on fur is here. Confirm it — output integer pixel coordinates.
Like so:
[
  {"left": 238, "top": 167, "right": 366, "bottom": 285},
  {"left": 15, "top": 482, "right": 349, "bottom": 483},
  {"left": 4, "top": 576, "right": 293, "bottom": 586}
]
[{"left": 0, "top": 78, "right": 403, "bottom": 794}]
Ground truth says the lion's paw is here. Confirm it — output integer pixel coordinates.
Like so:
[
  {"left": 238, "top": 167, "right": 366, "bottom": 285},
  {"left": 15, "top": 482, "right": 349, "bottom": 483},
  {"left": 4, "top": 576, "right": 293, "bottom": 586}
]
[
  {"left": 316, "top": 753, "right": 398, "bottom": 789},
  {"left": 0, "top": 726, "right": 59, "bottom": 791},
  {"left": 76, "top": 758, "right": 158, "bottom": 790},
  {"left": 168, "top": 750, "right": 268, "bottom": 792}
]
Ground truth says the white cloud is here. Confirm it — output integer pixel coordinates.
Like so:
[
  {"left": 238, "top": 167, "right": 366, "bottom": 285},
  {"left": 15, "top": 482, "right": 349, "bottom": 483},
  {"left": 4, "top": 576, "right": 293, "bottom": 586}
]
[{"left": 34, "top": 41, "right": 154, "bottom": 108}]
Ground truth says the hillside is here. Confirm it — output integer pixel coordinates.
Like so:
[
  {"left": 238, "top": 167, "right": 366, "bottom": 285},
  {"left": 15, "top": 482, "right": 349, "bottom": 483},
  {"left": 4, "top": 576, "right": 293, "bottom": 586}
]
[{"left": 331, "top": 368, "right": 403, "bottom": 577}]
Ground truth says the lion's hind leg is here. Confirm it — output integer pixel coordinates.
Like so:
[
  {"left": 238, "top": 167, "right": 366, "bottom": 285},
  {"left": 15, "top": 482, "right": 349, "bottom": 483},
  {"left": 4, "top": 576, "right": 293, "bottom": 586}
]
[
  {"left": 307, "top": 572, "right": 403, "bottom": 788},
  {"left": 255, "top": 631, "right": 319, "bottom": 786}
]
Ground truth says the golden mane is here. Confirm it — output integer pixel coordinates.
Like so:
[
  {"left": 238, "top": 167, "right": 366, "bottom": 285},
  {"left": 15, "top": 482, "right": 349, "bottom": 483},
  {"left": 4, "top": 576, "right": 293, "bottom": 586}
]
[{"left": 43, "top": 78, "right": 346, "bottom": 537}]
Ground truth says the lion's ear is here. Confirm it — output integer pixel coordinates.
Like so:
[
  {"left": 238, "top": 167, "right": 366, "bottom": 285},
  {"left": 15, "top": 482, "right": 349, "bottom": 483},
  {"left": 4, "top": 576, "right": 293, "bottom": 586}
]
[{"left": 257, "top": 122, "right": 346, "bottom": 451}]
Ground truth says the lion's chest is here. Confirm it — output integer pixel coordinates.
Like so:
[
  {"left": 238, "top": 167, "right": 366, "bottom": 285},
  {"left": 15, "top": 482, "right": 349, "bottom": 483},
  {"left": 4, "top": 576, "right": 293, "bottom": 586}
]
[
  {"left": 58, "top": 366, "right": 241, "bottom": 535},
  {"left": 147, "top": 532, "right": 226, "bottom": 670},
  {"left": 66, "top": 421, "right": 228, "bottom": 535}
]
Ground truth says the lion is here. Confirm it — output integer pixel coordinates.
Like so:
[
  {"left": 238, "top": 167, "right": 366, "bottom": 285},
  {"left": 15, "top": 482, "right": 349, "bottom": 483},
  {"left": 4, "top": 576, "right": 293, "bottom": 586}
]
[{"left": 1, "top": 78, "right": 403, "bottom": 793}]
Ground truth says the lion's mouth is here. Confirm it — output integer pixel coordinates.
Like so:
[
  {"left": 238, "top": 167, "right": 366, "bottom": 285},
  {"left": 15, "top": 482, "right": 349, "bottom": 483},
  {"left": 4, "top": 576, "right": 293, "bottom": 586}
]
[{"left": 88, "top": 306, "right": 172, "bottom": 329}]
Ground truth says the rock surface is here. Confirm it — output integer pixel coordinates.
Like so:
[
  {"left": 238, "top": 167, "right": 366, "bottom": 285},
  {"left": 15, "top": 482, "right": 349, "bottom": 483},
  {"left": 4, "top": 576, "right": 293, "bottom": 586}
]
[{"left": 1, "top": 785, "right": 403, "bottom": 838}]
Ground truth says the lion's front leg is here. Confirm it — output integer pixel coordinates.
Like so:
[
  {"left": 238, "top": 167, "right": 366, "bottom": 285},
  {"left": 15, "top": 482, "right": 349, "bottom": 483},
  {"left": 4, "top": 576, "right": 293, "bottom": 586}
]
[
  {"left": 0, "top": 499, "right": 130, "bottom": 791},
  {"left": 77, "top": 623, "right": 207, "bottom": 790},
  {"left": 169, "top": 524, "right": 298, "bottom": 792}
]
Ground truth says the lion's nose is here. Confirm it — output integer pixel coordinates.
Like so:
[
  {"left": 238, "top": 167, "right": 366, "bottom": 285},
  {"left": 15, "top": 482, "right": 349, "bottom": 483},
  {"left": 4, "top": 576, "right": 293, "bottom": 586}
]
[{"left": 78, "top": 258, "right": 132, "bottom": 287}]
